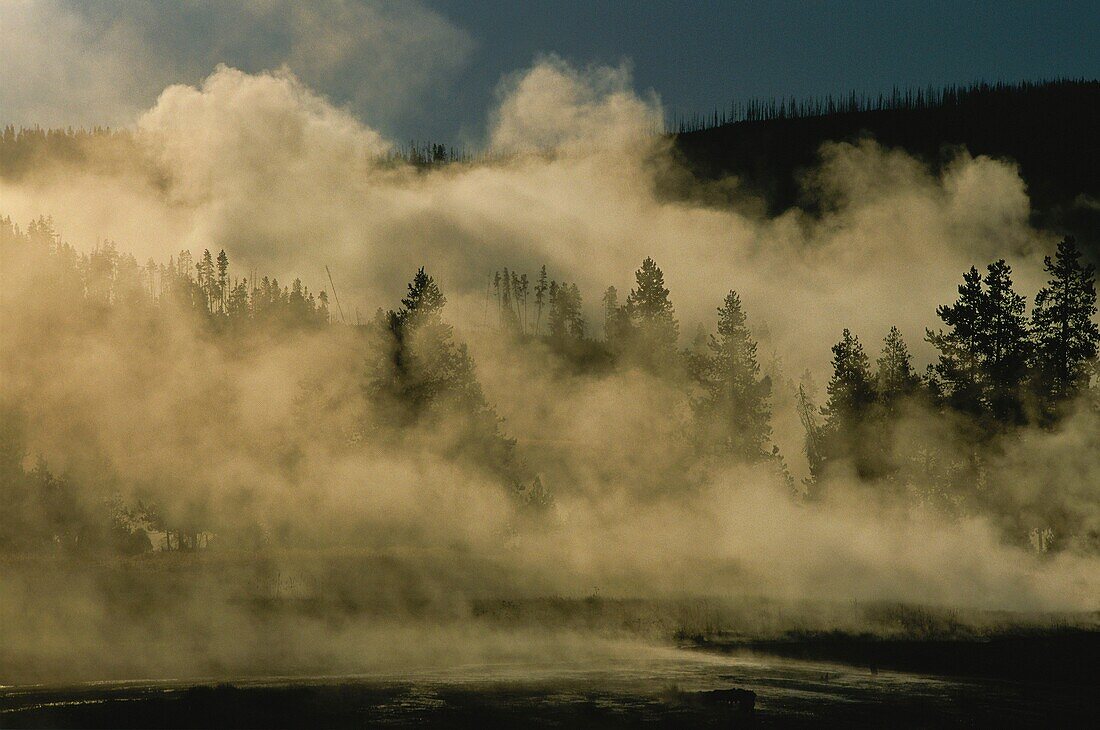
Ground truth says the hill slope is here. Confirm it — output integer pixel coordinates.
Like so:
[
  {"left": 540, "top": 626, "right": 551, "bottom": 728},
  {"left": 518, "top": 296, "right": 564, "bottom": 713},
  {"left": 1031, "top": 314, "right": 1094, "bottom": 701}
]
[{"left": 673, "top": 80, "right": 1100, "bottom": 245}]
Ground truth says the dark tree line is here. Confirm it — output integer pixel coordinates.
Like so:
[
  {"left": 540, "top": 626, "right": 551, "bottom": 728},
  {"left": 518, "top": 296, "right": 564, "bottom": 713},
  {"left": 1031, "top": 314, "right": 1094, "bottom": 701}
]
[
  {"left": 0, "top": 125, "right": 475, "bottom": 180},
  {"left": 803, "top": 239, "right": 1098, "bottom": 543},
  {"left": 488, "top": 256, "right": 779, "bottom": 472},
  {"left": 2, "top": 214, "right": 1097, "bottom": 556},
  {"left": 926, "top": 240, "right": 1097, "bottom": 427},
  {"left": 364, "top": 267, "right": 549, "bottom": 508},
  {"left": 0, "top": 216, "right": 333, "bottom": 555},
  {"left": 674, "top": 79, "right": 1100, "bottom": 241},
  {"left": 671, "top": 78, "right": 1096, "bottom": 133},
  {"left": 1, "top": 215, "right": 332, "bottom": 330},
  {"left": 383, "top": 141, "right": 473, "bottom": 168}
]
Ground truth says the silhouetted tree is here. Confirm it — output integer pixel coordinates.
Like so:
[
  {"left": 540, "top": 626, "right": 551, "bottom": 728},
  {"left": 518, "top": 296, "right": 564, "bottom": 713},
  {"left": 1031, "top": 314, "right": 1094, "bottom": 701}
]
[
  {"left": 927, "top": 266, "right": 985, "bottom": 416},
  {"left": 518, "top": 272, "right": 529, "bottom": 334},
  {"left": 796, "top": 380, "right": 826, "bottom": 498},
  {"left": 602, "top": 286, "right": 619, "bottom": 341},
  {"left": 1031, "top": 236, "right": 1099, "bottom": 420},
  {"left": 534, "top": 265, "right": 548, "bottom": 335},
  {"left": 694, "top": 291, "right": 772, "bottom": 462},
  {"left": 216, "top": 249, "right": 229, "bottom": 313},
  {"left": 500, "top": 267, "right": 519, "bottom": 332},
  {"left": 876, "top": 326, "right": 921, "bottom": 409},
  {"left": 821, "top": 330, "right": 877, "bottom": 478},
  {"left": 365, "top": 268, "right": 534, "bottom": 500},
  {"left": 982, "top": 260, "right": 1032, "bottom": 424},
  {"left": 625, "top": 257, "right": 679, "bottom": 369},
  {"left": 927, "top": 260, "right": 1031, "bottom": 426},
  {"left": 548, "top": 280, "right": 585, "bottom": 346}
]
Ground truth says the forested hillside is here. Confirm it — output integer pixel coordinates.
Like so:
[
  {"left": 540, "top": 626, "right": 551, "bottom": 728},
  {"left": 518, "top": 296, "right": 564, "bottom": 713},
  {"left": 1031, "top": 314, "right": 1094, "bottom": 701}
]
[
  {"left": 2, "top": 216, "right": 1097, "bottom": 558},
  {"left": 674, "top": 80, "right": 1100, "bottom": 242},
  {"left": 2, "top": 62, "right": 1098, "bottom": 635},
  {"left": 6, "top": 80, "right": 1097, "bottom": 245}
]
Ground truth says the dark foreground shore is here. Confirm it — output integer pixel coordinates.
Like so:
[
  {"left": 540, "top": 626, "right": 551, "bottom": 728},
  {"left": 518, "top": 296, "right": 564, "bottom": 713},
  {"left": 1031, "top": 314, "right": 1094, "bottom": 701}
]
[
  {"left": 688, "top": 627, "right": 1100, "bottom": 685},
  {"left": 4, "top": 589, "right": 1098, "bottom": 727},
  {"left": 4, "top": 634, "right": 1098, "bottom": 729}
]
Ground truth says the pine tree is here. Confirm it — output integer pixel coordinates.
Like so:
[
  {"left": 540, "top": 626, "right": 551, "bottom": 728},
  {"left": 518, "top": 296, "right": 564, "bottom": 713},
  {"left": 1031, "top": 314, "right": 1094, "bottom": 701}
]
[
  {"left": 927, "top": 260, "right": 1031, "bottom": 424},
  {"left": 399, "top": 267, "right": 447, "bottom": 322},
  {"left": 927, "top": 266, "right": 985, "bottom": 416},
  {"left": 511, "top": 271, "right": 524, "bottom": 330},
  {"left": 876, "top": 326, "right": 920, "bottom": 408},
  {"left": 534, "top": 265, "right": 548, "bottom": 335},
  {"left": 518, "top": 273, "right": 529, "bottom": 334},
  {"left": 547, "top": 280, "right": 564, "bottom": 340},
  {"left": 821, "top": 329, "right": 876, "bottom": 477},
  {"left": 1031, "top": 236, "right": 1099, "bottom": 418},
  {"left": 824, "top": 330, "right": 875, "bottom": 423},
  {"left": 197, "top": 249, "right": 215, "bottom": 313},
  {"left": 602, "top": 286, "right": 619, "bottom": 340},
  {"left": 289, "top": 278, "right": 308, "bottom": 325},
  {"left": 602, "top": 285, "right": 623, "bottom": 348},
  {"left": 500, "top": 267, "right": 519, "bottom": 332},
  {"left": 228, "top": 279, "right": 250, "bottom": 319},
  {"left": 547, "top": 281, "right": 584, "bottom": 345},
  {"left": 367, "top": 268, "right": 532, "bottom": 499},
  {"left": 374, "top": 268, "right": 463, "bottom": 417},
  {"left": 796, "top": 380, "right": 825, "bottom": 497},
  {"left": 981, "top": 260, "right": 1031, "bottom": 424},
  {"left": 625, "top": 257, "right": 678, "bottom": 368},
  {"left": 143, "top": 258, "right": 158, "bottom": 300},
  {"left": 695, "top": 290, "right": 772, "bottom": 462},
  {"left": 216, "top": 249, "right": 229, "bottom": 314}
]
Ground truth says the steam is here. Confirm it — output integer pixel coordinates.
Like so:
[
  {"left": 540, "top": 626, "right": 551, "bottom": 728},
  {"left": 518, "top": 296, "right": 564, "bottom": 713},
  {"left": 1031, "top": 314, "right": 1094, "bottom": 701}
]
[
  {"left": 0, "top": 0, "right": 473, "bottom": 134},
  {"left": 1, "top": 57, "right": 1098, "bottom": 684}
]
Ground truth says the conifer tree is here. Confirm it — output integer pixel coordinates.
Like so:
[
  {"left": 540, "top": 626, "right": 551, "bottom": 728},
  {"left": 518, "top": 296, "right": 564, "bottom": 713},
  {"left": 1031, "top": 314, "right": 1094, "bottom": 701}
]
[
  {"left": 534, "top": 265, "right": 548, "bottom": 335},
  {"left": 144, "top": 258, "right": 158, "bottom": 300},
  {"left": 876, "top": 326, "right": 920, "bottom": 408},
  {"left": 198, "top": 249, "right": 215, "bottom": 312},
  {"left": 695, "top": 290, "right": 772, "bottom": 462},
  {"left": 1031, "top": 236, "right": 1099, "bottom": 418},
  {"left": 602, "top": 286, "right": 619, "bottom": 340},
  {"left": 216, "top": 249, "right": 229, "bottom": 313},
  {"left": 566, "top": 284, "right": 585, "bottom": 339},
  {"left": 547, "top": 280, "right": 563, "bottom": 340},
  {"left": 982, "top": 260, "right": 1031, "bottom": 423},
  {"left": 547, "top": 281, "right": 584, "bottom": 345},
  {"left": 366, "top": 268, "right": 531, "bottom": 499},
  {"left": 821, "top": 329, "right": 876, "bottom": 476},
  {"left": 373, "top": 268, "right": 467, "bottom": 418},
  {"left": 927, "top": 260, "right": 1031, "bottom": 424},
  {"left": 228, "top": 280, "right": 250, "bottom": 319},
  {"left": 927, "top": 266, "right": 985, "bottom": 416},
  {"left": 518, "top": 273, "right": 529, "bottom": 334},
  {"left": 796, "top": 380, "right": 825, "bottom": 496},
  {"left": 625, "top": 257, "right": 678, "bottom": 368},
  {"left": 500, "top": 267, "right": 519, "bottom": 332}
]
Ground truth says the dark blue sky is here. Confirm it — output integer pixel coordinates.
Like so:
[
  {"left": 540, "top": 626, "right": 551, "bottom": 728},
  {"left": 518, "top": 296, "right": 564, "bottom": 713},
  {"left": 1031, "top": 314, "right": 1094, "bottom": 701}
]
[
  {"left": 427, "top": 0, "right": 1098, "bottom": 140},
  {"left": 2, "top": 1, "right": 1097, "bottom": 142}
]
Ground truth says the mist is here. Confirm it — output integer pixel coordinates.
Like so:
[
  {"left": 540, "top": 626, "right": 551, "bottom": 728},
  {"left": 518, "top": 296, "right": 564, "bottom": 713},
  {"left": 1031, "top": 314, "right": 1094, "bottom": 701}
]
[{"left": 2, "top": 58, "right": 1098, "bottom": 686}]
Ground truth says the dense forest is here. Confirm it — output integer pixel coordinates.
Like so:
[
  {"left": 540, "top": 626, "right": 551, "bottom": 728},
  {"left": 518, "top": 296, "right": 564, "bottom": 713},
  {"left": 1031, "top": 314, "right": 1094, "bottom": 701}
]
[
  {"left": 673, "top": 80, "right": 1100, "bottom": 240},
  {"left": 2, "top": 215, "right": 1097, "bottom": 558}
]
